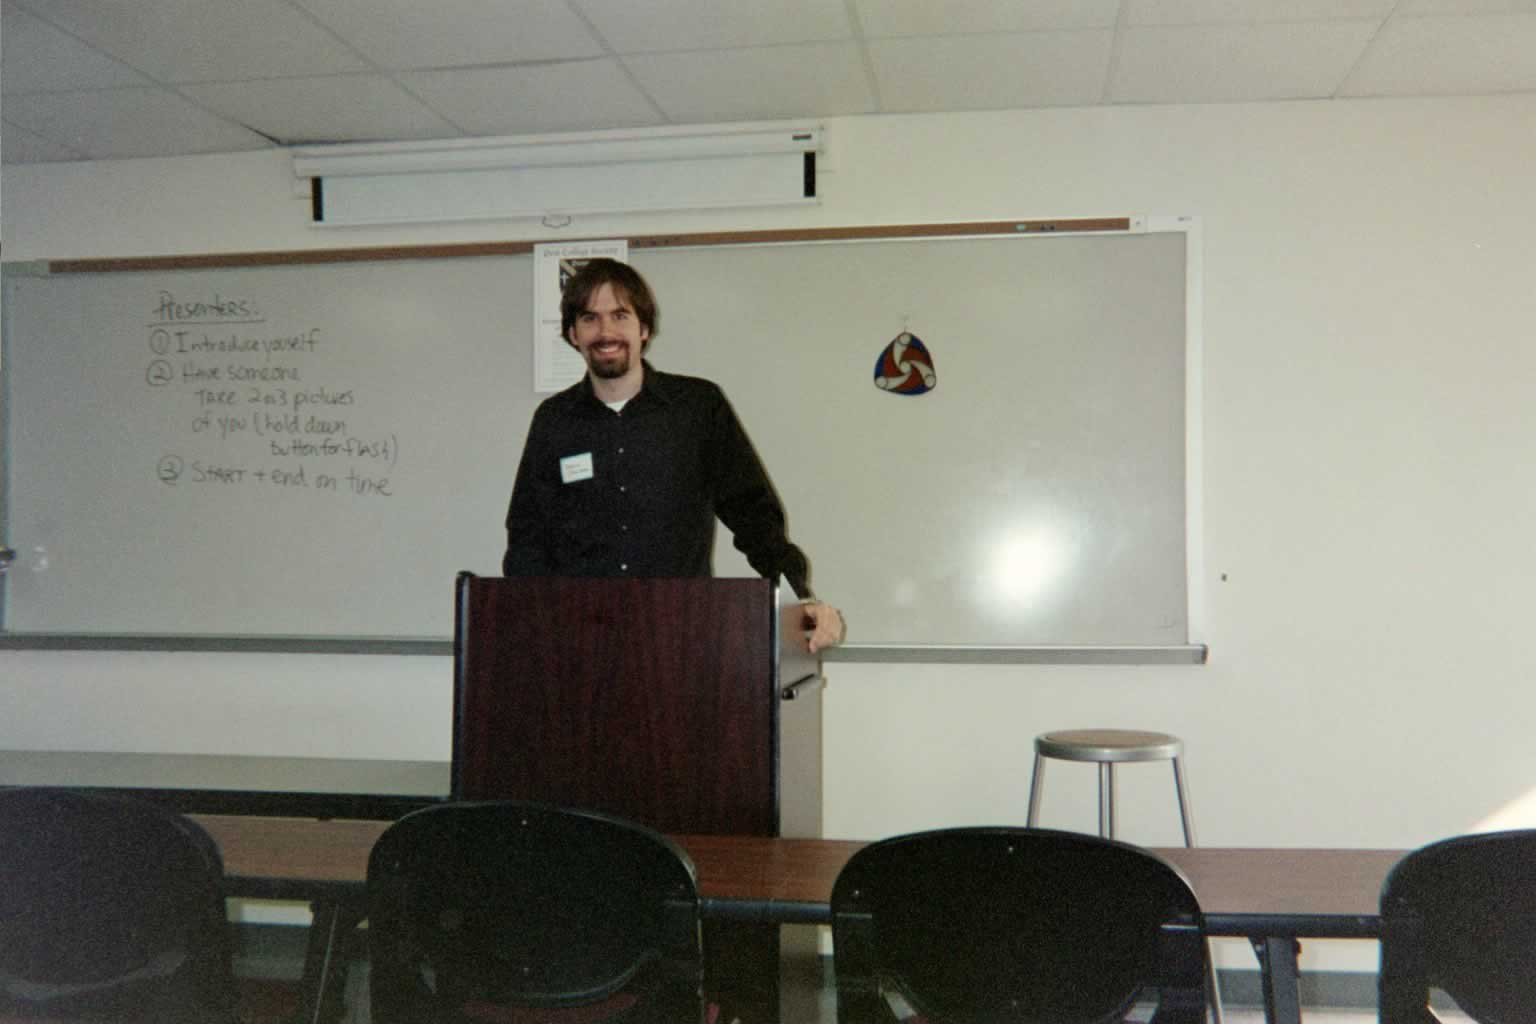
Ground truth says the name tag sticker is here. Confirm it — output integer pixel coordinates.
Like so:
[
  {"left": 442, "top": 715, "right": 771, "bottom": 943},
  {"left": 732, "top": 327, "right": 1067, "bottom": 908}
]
[{"left": 560, "top": 452, "right": 595, "bottom": 484}]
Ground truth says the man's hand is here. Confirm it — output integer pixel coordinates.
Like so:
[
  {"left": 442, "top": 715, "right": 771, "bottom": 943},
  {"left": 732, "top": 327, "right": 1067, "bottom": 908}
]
[{"left": 802, "top": 600, "right": 846, "bottom": 654}]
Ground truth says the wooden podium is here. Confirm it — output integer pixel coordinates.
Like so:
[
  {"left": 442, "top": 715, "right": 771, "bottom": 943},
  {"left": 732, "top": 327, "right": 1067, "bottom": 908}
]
[{"left": 451, "top": 574, "right": 822, "bottom": 839}]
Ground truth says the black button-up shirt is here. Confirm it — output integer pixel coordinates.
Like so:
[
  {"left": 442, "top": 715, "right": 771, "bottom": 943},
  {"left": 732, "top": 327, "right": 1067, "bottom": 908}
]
[{"left": 503, "top": 364, "right": 811, "bottom": 596}]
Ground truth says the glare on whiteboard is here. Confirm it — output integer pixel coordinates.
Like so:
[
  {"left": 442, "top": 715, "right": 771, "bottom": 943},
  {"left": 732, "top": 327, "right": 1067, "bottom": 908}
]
[{"left": 981, "top": 524, "right": 1074, "bottom": 615}]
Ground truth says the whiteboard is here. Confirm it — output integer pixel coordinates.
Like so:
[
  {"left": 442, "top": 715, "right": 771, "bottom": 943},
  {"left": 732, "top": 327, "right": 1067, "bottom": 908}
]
[{"left": 1, "top": 224, "right": 1192, "bottom": 648}]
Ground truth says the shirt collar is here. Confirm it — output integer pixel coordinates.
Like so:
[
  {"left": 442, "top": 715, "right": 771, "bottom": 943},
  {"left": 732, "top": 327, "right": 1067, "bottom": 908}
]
[{"left": 576, "top": 360, "right": 672, "bottom": 410}]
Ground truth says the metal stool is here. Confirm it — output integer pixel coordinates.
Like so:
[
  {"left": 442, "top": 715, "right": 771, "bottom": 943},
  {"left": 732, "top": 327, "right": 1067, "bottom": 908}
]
[
  {"left": 1026, "top": 728, "right": 1196, "bottom": 843},
  {"left": 1026, "top": 728, "right": 1219, "bottom": 1023}
]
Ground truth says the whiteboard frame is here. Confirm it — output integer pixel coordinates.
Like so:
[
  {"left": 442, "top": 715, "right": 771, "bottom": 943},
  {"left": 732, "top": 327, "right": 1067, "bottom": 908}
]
[{"left": 0, "top": 217, "right": 1206, "bottom": 664}]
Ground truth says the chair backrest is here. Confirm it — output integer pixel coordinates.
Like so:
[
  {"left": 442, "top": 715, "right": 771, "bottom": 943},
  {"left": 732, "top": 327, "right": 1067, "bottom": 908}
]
[
  {"left": 830, "top": 826, "right": 1207, "bottom": 1024},
  {"left": 0, "top": 787, "right": 236, "bottom": 1024},
  {"left": 367, "top": 800, "right": 707, "bottom": 1024},
  {"left": 1379, "top": 829, "right": 1536, "bottom": 1024}
]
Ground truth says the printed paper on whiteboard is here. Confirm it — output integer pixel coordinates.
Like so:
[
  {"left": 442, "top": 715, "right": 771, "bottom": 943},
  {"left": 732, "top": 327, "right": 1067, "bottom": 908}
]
[{"left": 533, "top": 240, "right": 629, "bottom": 393}]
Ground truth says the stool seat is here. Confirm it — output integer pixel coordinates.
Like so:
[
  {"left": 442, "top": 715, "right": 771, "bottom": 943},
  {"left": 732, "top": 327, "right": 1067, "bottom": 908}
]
[{"left": 1036, "top": 729, "right": 1183, "bottom": 763}]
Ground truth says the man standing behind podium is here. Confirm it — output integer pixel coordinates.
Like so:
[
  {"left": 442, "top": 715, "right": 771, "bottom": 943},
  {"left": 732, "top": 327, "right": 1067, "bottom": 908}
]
[{"left": 503, "top": 258, "right": 844, "bottom": 652}]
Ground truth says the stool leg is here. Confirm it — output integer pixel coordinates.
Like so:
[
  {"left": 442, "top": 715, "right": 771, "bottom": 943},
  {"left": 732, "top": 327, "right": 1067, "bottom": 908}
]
[
  {"left": 1170, "top": 753, "right": 1221, "bottom": 1024},
  {"left": 1026, "top": 752, "right": 1045, "bottom": 827},
  {"left": 1171, "top": 755, "right": 1197, "bottom": 847},
  {"left": 1205, "top": 959, "right": 1225, "bottom": 1024},
  {"left": 1098, "top": 762, "right": 1114, "bottom": 839}
]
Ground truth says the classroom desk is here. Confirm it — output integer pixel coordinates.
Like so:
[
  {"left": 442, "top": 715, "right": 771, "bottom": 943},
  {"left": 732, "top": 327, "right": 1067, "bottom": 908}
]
[
  {"left": 0, "top": 750, "right": 448, "bottom": 819},
  {"left": 196, "top": 815, "right": 1401, "bottom": 1024},
  {"left": 3, "top": 753, "right": 1393, "bottom": 1023}
]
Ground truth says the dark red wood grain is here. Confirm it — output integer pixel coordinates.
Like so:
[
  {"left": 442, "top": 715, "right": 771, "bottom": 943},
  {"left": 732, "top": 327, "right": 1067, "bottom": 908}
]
[{"left": 453, "top": 576, "right": 778, "bottom": 836}]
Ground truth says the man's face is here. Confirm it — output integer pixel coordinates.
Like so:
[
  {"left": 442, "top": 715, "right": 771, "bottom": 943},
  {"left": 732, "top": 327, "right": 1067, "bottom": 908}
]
[{"left": 567, "top": 282, "right": 650, "bottom": 382}]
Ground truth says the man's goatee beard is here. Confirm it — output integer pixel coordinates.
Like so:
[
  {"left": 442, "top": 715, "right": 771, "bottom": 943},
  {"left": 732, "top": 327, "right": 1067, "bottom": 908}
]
[{"left": 590, "top": 356, "right": 630, "bottom": 379}]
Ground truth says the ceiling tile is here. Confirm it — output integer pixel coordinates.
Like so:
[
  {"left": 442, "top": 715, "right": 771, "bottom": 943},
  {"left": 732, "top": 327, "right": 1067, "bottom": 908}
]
[
  {"left": 180, "top": 75, "right": 460, "bottom": 145},
  {"left": 6, "top": 0, "right": 1536, "bottom": 168},
  {"left": 2, "top": 87, "right": 272, "bottom": 160},
  {"left": 1345, "top": 13, "right": 1536, "bottom": 94},
  {"left": 573, "top": 0, "right": 851, "bottom": 53},
  {"left": 1398, "top": 0, "right": 1536, "bottom": 12},
  {"left": 1111, "top": 21, "right": 1378, "bottom": 103},
  {"left": 1351, "top": 12, "right": 1536, "bottom": 95},
  {"left": 1123, "top": 0, "right": 1396, "bottom": 24},
  {"left": 2, "top": 118, "right": 87, "bottom": 163},
  {"left": 398, "top": 60, "right": 663, "bottom": 136},
  {"left": 290, "top": 0, "right": 603, "bottom": 69},
  {"left": 2, "top": 3, "right": 149, "bottom": 93},
  {"left": 623, "top": 42, "right": 875, "bottom": 123},
  {"left": 854, "top": 0, "right": 1120, "bottom": 37},
  {"left": 869, "top": 30, "right": 1112, "bottom": 112},
  {"left": 14, "top": 0, "right": 371, "bottom": 83}
]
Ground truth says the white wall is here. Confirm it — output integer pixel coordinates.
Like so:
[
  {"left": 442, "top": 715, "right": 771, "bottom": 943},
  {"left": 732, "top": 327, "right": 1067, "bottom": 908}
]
[{"left": 8, "top": 95, "right": 1536, "bottom": 973}]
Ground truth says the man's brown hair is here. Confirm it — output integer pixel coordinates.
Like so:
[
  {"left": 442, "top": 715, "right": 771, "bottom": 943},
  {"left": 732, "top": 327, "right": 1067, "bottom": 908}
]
[{"left": 560, "top": 258, "right": 659, "bottom": 350}]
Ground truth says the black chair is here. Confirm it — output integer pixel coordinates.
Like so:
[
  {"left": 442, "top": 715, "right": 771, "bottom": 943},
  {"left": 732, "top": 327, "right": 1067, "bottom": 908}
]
[
  {"left": 0, "top": 787, "right": 237, "bottom": 1023},
  {"left": 367, "top": 800, "right": 710, "bottom": 1024},
  {"left": 830, "top": 826, "right": 1208, "bottom": 1024},
  {"left": 1379, "top": 828, "right": 1536, "bottom": 1023}
]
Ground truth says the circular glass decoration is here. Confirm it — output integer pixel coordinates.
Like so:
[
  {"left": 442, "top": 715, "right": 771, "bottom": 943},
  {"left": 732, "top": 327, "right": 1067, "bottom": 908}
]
[{"left": 873, "top": 332, "right": 937, "bottom": 396}]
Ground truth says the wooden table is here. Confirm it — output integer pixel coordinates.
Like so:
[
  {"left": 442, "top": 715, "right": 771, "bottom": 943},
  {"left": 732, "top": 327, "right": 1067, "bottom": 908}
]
[
  {"left": 200, "top": 815, "right": 865, "bottom": 908},
  {"left": 196, "top": 815, "right": 1400, "bottom": 1024},
  {"left": 0, "top": 751, "right": 447, "bottom": 819},
  {"left": 11, "top": 755, "right": 1396, "bottom": 1022}
]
